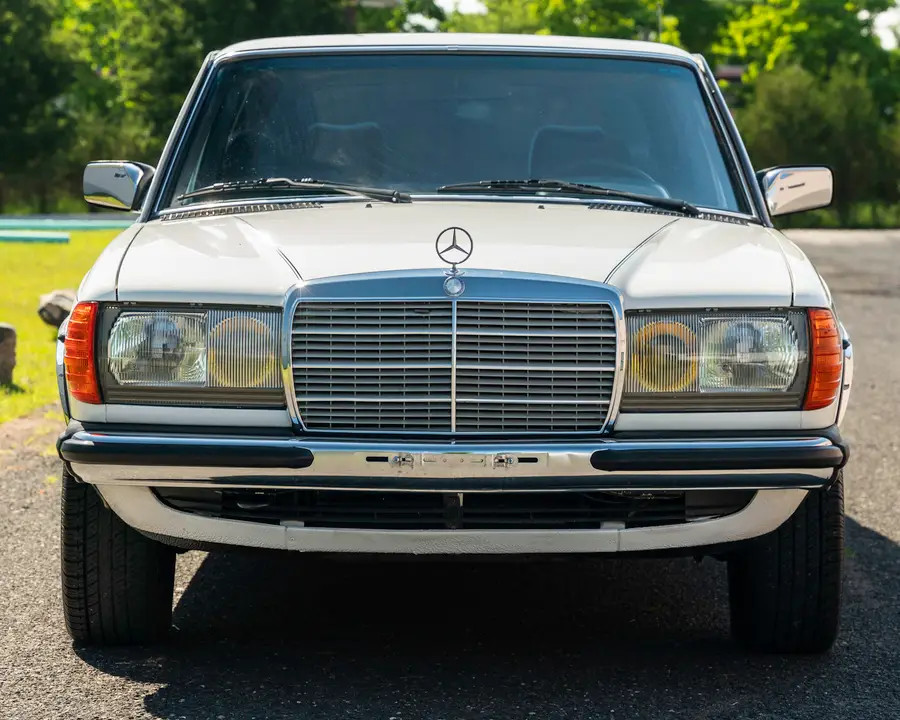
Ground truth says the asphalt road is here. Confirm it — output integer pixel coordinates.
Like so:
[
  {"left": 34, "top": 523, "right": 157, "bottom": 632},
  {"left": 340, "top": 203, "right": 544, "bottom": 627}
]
[{"left": 1, "top": 229, "right": 898, "bottom": 719}]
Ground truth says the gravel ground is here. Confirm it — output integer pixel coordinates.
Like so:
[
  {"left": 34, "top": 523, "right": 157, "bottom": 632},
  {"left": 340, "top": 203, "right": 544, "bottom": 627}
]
[{"left": 0, "top": 230, "right": 898, "bottom": 719}]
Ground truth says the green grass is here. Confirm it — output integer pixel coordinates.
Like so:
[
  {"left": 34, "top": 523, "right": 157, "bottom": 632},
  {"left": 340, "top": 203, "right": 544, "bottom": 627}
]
[{"left": 0, "top": 230, "right": 118, "bottom": 423}]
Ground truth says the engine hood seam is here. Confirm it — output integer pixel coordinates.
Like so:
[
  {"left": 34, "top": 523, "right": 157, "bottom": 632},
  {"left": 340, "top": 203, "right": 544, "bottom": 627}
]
[
  {"left": 603, "top": 217, "right": 681, "bottom": 286},
  {"left": 114, "top": 224, "right": 144, "bottom": 302},
  {"left": 236, "top": 216, "right": 303, "bottom": 281}
]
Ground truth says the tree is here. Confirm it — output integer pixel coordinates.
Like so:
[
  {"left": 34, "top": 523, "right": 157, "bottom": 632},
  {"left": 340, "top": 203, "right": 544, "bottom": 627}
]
[
  {"left": 443, "top": 0, "right": 543, "bottom": 33},
  {"left": 737, "top": 61, "right": 890, "bottom": 223},
  {"left": 55, "top": 0, "right": 187, "bottom": 163},
  {"left": 735, "top": 66, "right": 827, "bottom": 169},
  {"left": 820, "top": 62, "right": 891, "bottom": 222},
  {"left": 53, "top": 0, "right": 352, "bottom": 187},
  {"left": 663, "top": 0, "right": 728, "bottom": 55},
  {"left": 0, "top": 0, "right": 73, "bottom": 210},
  {"left": 713, "top": 0, "right": 898, "bottom": 110},
  {"left": 533, "top": 0, "right": 669, "bottom": 40},
  {"left": 356, "top": 0, "right": 446, "bottom": 32},
  {"left": 443, "top": 0, "right": 678, "bottom": 42},
  {"left": 181, "top": 0, "right": 346, "bottom": 51}
]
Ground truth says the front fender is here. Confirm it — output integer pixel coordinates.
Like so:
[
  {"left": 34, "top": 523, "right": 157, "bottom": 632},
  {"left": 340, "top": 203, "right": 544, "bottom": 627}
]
[
  {"left": 837, "top": 322, "right": 853, "bottom": 426},
  {"left": 56, "top": 317, "right": 69, "bottom": 420}
]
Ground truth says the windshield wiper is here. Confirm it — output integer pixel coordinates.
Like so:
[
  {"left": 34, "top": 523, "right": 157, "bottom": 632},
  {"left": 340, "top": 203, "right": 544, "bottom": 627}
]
[
  {"left": 177, "top": 177, "right": 412, "bottom": 203},
  {"left": 437, "top": 179, "right": 700, "bottom": 216}
]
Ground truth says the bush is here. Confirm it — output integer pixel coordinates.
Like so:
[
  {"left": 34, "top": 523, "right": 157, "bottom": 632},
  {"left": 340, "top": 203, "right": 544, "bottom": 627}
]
[{"left": 737, "top": 60, "right": 900, "bottom": 225}]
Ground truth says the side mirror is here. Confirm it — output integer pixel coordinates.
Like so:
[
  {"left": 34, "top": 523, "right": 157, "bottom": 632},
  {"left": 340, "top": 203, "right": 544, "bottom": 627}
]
[
  {"left": 757, "top": 166, "right": 833, "bottom": 216},
  {"left": 83, "top": 161, "right": 155, "bottom": 211}
]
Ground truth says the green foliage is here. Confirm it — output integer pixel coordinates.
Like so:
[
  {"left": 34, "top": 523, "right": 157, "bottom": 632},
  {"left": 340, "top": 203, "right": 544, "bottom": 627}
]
[
  {"left": 443, "top": 0, "right": 678, "bottom": 41},
  {"left": 534, "top": 0, "right": 664, "bottom": 40},
  {"left": 664, "top": 0, "right": 728, "bottom": 55},
  {"left": 737, "top": 60, "right": 900, "bottom": 222},
  {"left": 357, "top": 0, "right": 445, "bottom": 32},
  {"left": 443, "top": 0, "right": 543, "bottom": 33},
  {"left": 735, "top": 65, "right": 827, "bottom": 167},
  {"left": 182, "top": 0, "right": 346, "bottom": 50},
  {"left": 0, "top": 0, "right": 73, "bottom": 209},
  {"left": 713, "top": 0, "right": 896, "bottom": 105},
  {"left": 3, "top": 0, "right": 899, "bottom": 226}
]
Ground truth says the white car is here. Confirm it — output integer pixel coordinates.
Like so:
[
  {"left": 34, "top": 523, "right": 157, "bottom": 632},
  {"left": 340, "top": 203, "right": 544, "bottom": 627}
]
[{"left": 59, "top": 33, "right": 852, "bottom": 652}]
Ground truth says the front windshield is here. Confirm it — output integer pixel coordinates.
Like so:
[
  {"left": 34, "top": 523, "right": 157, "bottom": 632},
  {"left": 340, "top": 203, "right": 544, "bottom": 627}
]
[{"left": 165, "top": 53, "right": 745, "bottom": 212}]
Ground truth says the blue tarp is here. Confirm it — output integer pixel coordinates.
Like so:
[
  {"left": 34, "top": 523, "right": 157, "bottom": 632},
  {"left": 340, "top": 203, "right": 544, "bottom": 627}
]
[
  {"left": 0, "top": 215, "right": 133, "bottom": 231},
  {"left": 0, "top": 230, "right": 70, "bottom": 243}
]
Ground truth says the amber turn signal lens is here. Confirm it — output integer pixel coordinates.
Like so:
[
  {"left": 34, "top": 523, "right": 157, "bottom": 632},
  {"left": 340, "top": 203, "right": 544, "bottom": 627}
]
[
  {"left": 805, "top": 308, "right": 842, "bottom": 410},
  {"left": 64, "top": 302, "right": 101, "bottom": 404}
]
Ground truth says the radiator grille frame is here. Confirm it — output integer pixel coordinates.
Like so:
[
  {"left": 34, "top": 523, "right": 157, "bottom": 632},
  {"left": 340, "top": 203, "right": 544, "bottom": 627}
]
[{"left": 283, "top": 275, "right": 625, "bottom": 437}]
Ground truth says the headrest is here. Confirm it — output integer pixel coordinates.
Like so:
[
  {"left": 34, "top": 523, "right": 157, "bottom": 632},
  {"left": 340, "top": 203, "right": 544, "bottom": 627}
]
[
  {"left": 307, "top": 122, "right": 385, "bottom": 184},
  {"left": 529, "top": 125, "right": 626, "bottom": 178}
]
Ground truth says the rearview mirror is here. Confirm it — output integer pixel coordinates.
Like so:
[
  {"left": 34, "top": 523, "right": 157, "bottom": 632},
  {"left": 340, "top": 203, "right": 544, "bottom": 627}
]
[
  {"left": 757, "top": 166, "right": 833, "bottom": 216},
  {"left": 83, "top": 161, "right": 155, "bottom": 211}
]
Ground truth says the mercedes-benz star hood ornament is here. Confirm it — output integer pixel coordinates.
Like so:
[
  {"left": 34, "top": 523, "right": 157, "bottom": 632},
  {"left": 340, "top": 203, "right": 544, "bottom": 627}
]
[{"left": 435, "top": 226, "right": 473, "bottom": 297}]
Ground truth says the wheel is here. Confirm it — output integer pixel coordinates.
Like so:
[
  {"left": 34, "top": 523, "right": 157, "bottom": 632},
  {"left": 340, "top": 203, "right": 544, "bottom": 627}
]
[
  {"left": 727, "top": 472, "right": 844, "bottom": 653},
  {"left": 60, "top": 467, "right": 175, "bottom": 646}
]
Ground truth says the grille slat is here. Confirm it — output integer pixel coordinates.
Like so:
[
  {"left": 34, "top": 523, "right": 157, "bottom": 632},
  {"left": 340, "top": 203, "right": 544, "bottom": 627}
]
[
  {"left": 454, "top": 301, "right": 616, "bottom": 432},
  {"left": 292, "top": 299, "right": 617, "bottom": 433}
]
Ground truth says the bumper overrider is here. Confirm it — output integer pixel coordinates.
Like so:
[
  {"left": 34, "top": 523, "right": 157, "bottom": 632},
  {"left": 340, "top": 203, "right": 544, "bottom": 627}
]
[{"left": 59, "top": 422, "right": 847, "bottom": 492}]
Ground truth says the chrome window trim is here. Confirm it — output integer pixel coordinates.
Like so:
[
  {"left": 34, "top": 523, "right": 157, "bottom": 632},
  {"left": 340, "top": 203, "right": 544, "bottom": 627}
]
[
  {"left": 138, "top": 51, "right": 217, "bottom": 223},
  {"left": 279, "top": 271, "right": 627, "bottom": 437},
  {"left": 695, "top": 54, "right": 770, "bottom": 225},
  {"left": 215, "top": 44, "right": 701, "bottom": 65},
  {"left": 146, "top": 45, "right": 759, "bottom": 221}
]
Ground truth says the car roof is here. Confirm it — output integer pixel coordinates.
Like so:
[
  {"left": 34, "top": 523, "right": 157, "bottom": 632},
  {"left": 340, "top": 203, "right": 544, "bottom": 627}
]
[{"left": 218, "top": 32, "right": 695, "bottom": 62}]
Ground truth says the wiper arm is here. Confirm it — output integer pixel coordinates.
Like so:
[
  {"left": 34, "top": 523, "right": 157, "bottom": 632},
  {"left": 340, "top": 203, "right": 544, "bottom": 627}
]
[
  {"left": 177, "top": 177, "right": 412, "bottom": 203},
  {"left": 437, "top": 179, "right": 700, "bottom": 216}
]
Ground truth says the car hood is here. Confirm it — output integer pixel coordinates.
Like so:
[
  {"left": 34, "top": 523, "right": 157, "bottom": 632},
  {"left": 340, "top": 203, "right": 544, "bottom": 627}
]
[{"left": 114, "top": 201, "right": 798, "bottom": 308}]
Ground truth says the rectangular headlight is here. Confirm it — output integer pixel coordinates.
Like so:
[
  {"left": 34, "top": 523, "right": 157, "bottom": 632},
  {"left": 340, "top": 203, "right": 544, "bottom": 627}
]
[
  {"left": 100, "top": 306, "right": 284, "bottom": 407},
  {"left": 622, "top": 310, "right": 808, "bottom": 411}
]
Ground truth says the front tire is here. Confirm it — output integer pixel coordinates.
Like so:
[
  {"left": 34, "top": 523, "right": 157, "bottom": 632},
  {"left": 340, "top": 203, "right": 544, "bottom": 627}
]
[
  {"left": 60, "top": 468, "right": 175, "bottom": 646},
  {"left": 727, "top": 472, "right": 844, "bottom": 653}
]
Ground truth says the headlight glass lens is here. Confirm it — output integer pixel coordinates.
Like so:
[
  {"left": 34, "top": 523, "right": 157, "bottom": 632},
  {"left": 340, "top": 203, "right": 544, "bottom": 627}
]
[
  {"left": 623, "top": 311, "right": 808, "bottom": 411},
  {"left": 699, "top": 317, "right": 800, "bottom": 391},
  {"left": 108, "top": 312, "right": 207, "bottom": 385},
  {"left": 102, "top": 307, "right": 283, "bottom": 406}
]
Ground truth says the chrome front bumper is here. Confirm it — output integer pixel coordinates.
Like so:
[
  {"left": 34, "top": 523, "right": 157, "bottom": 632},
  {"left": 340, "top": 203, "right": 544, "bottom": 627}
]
[{"left": 60, "top": 424, "right": 847, "bottom": 492}]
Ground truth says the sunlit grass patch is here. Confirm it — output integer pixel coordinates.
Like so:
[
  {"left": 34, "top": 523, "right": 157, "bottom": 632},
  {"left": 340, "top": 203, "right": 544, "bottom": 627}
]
[{"left": 0, "top": 230, "right": 119, "bottom": 423}]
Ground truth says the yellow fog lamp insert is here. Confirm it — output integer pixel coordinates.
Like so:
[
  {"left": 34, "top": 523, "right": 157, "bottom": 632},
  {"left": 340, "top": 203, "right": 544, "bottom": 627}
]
[
  {"left": 629, "top": 320, "right": 698, "bottom": 392},
  {"left": 208, "top": 314, "right": 279, "bottom": 388}
]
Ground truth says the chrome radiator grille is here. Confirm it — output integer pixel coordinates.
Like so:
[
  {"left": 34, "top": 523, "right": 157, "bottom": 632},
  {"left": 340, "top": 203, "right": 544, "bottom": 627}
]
[
  {"left": 291, "top": 300, "right": 617, "bottom": 433},
  {"left": 292, "top": 302, "right": 452, "bottom": 430}
]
